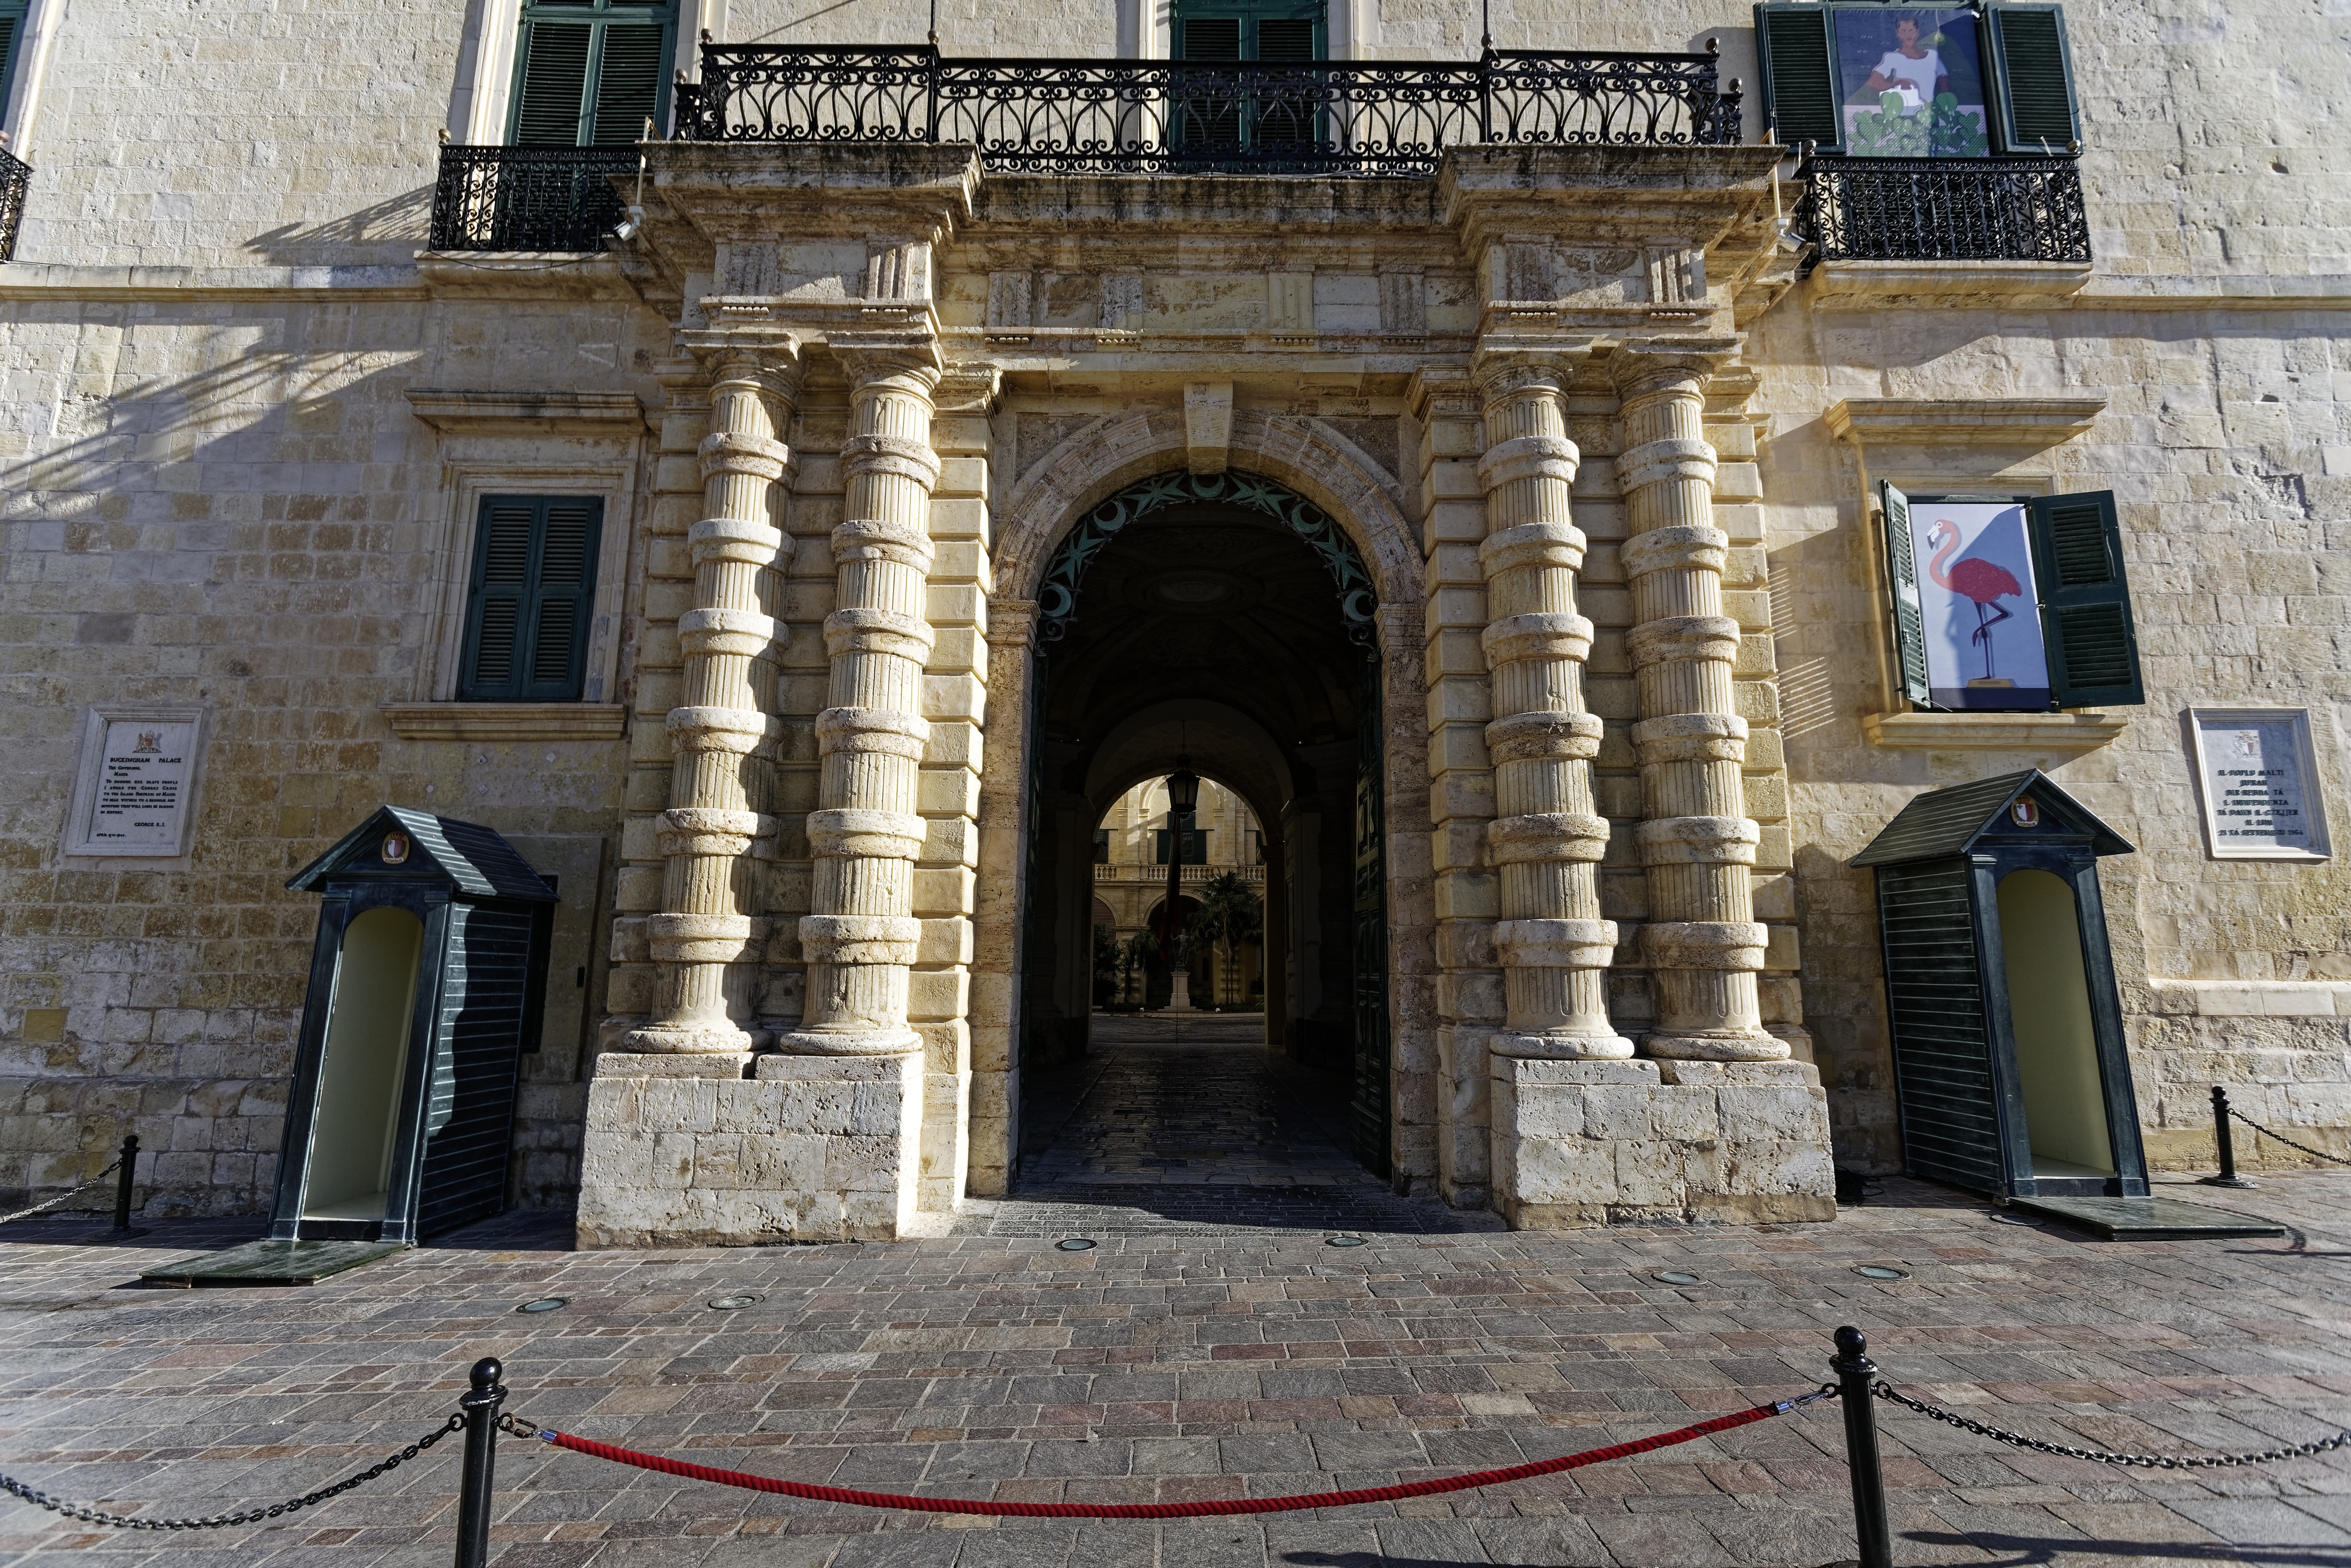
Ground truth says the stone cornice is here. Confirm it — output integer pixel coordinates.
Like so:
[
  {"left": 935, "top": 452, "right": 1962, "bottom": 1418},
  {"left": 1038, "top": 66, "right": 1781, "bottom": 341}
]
[
  {"left": 381, "top": 702, "right": 630, "bottom": 741},
  {"left": 1803, "top": 260, "right": 2092, "bottom": 308},
  {"left": 1862, "top": 711, "right": 2127, "bottom": 751},
  {"left": 404, "top": 388, "right": 655, "bottom": 436},
  {"left": 1826, "top": 396, "right": 2106, "bottom": 449}
]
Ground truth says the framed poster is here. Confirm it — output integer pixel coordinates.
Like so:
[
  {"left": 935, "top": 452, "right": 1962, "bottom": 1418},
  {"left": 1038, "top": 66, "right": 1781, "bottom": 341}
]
[
  {"left": 2188, "top": 708, "right": 2332, "bottom": 861},
  {"left": 1905, "top": 495, "right": 2052, "bottom": 711},
  {"left": 63, "top": 705, "right": 208, "bottom": 858},
  {"left": 1834, "top": 6, "right": 1991, "bottom": 157}
]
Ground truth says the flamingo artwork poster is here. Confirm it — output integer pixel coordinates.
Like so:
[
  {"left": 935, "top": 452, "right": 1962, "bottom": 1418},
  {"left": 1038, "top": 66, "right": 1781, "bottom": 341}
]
[{"left": 1905, "top": 498, "right": 2053, "bottom": 710}]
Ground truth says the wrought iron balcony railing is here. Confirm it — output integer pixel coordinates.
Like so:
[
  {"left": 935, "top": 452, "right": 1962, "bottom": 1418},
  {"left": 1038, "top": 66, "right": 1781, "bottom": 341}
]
[
  {"left": 1798, "top": 157, "right": 2090, "bottom": 264},
  {"left": 0, "top": 145, "right": 30, "bottom": 263},
  {"left": 675, "top": 44, "right": 1741, "bottom": 174},
  {"left": 429, "top": 145, "right": 637, "bottom": 252}
]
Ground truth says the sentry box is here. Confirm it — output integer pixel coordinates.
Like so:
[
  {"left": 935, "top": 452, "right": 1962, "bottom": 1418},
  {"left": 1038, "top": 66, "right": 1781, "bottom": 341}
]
[
  {"left": 272, "top": 808, "right": 555, "bottom": 1243},
  {"left": 1853, "top": 769, "right": 2147, "bottom": 1201}
]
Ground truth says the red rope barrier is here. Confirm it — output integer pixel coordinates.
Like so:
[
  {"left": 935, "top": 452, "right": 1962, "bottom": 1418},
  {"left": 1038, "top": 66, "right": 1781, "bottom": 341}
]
[{"left": 532, "top": 1396, "right": 1815, "bottom": 1518}]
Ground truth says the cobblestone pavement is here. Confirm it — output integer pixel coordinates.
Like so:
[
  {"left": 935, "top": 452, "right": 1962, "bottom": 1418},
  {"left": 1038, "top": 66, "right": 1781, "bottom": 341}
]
[{"left": 2, "top": 1035, "right": 2350, "bottom": 1566}]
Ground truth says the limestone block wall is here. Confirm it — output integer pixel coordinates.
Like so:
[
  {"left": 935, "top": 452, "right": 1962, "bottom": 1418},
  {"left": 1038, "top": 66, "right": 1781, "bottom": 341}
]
[
  {"left": 0, "top": 286, "right": 665, "bottom": 1213},
  {"left": 1753, "top": 289, "right": 2351, "bottom": 1173}
]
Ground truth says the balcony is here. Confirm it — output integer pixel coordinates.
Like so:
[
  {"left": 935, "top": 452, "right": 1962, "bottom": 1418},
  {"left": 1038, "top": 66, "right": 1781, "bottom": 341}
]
[
  {"left": 1798, "top": 156, "right": 2090, "bottom": 265},
  {"left": 428, "top": 145, "right": 637, "bottom": 252},
  {"left": 673, "top": 44, "right": 1740, "bottom": 176},
  {"left": 0, "top": 145, "right": 29, "bottom": 263}
]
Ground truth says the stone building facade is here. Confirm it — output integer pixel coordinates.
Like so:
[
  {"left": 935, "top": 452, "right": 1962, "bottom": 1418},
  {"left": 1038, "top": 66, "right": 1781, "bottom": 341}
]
[
  {"left": 1090, "top": 777, "right": 1268, "bottom": 1009},
  {"left": 0, "top": 0, "right": 2346, "bottom": 1238}
]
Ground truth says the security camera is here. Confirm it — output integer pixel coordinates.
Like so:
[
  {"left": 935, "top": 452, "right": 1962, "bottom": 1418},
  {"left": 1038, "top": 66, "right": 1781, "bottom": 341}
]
[{"left": 613, "top": 205, "right": 645, "bottom": 243}]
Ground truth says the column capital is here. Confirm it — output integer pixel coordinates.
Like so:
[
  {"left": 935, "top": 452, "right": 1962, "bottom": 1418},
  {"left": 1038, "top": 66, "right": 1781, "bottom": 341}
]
[
  {"left": 1607, "top": 336, "right": 1743, "bottom": 401},
  {"left": 1471, "top": 338, "right": 1595, "bottom": 406},
  {"left": 831, "top": 329, "right": 945, "bottom": 391},
  {"left": 677, "top": 330, "right": 807, "bottom": 391}
]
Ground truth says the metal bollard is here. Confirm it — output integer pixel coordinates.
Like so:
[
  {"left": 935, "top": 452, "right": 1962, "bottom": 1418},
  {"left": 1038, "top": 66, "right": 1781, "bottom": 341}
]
[
  {"left": 2201, "top": 1086, "right": 2257, "bottom": 1188},
  {"left": 1832, "top": 1326, "right": 1893, "bottom": 1568},
  {"left": 455, "top": 1357, "right": 505, "bottom": 1568},
  {"left": 111, "top": 1135, "right": 148, "bottom": 1238}
]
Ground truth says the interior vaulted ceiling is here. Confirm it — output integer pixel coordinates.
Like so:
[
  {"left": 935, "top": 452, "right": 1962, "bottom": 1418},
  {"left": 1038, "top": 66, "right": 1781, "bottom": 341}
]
[{"left": 1040, "top": 503, "right": 1366, "bottom": 800}]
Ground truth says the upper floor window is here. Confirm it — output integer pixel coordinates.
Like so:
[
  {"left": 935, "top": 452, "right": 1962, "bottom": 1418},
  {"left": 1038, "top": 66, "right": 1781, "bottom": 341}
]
[
  {"left": 510, "top": 0, "right": 679, "bottom": 147},
  {"left": 459, "top": 496, "right": 604, "bottom": 702},
  {"left": 0, "top": 0, "right": 27, "bottom": 124},
  {"left": 1756, "top": 3, "right": 2078, "bottom": 158},
  {"left": 1173, "top": 0, "right": 1325, "bottom": 61},
  {"left": 1880, "top": 486, "right": 2141, "bottom": 712}
]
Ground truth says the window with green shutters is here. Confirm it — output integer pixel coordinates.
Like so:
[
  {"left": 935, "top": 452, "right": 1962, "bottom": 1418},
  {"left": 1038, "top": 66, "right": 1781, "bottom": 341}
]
[
  {"left": 0, "top": 0, "right": 29, "bottom": 126},
  {"left": 458, "top": 496, "right": 604, "bottom": 702},
  {"left": 1754, "top": 2, "right": 2077, "bottom": 158},
  {"left": 1172, "top": 0, "right": 1326, "bottom": 150},
  {"left": 509, "top": 0, "right": 678, "bottom": 147},
  {"left": 1172, "top": 0, "right": 1325, "bottom": 61},
  {"left": 1879, "top": 483, "right": 2141, "bottom": 713}
]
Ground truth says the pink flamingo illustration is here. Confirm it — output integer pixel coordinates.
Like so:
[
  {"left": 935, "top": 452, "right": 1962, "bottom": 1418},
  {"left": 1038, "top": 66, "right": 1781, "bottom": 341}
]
[{"left": 1925, "top": 519, "right": 2024, "bottom": 681}]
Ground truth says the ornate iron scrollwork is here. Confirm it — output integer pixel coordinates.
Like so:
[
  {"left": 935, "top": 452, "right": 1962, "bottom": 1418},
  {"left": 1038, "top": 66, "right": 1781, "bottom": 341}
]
[
  {"left": 1035, "top": 469, "right": 1378, "bottom": 650},
  {"left": 678, "top": 44, "right": 1741, "bottom": 173},
  {"left": 0, "top": 145, "right": 30, "bottom": 264},
  {"left": 428, "top": 146, "right": 637, "bottom": 253},
  {"left": 1795, "top": 157, "right": 2090, "bottom": 264}
]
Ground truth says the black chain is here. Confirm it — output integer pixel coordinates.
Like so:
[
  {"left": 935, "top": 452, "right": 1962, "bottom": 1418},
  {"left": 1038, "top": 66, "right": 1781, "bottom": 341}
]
[
  {"left": 0, "top": 1161, "right": 120, "bottom": 1226},
  {"left": 0, "top": 1413, "right": 464, "bottom": 1530},
  {"left": 1875, "top": 1382, "right": 2351, "bottom": 1469},
  {"left": 2229, "top": 1106, "right": 2351, "bottom": 1169}
]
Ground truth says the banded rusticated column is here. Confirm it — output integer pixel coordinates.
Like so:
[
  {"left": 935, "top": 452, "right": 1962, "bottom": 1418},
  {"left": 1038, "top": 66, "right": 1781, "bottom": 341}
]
[
  {"left": 1611, "top": 340, "right": 1783, "bottom": 1061},
  {"left": 625, "top": 347, "right": 799, "bottom": 1055},
  {"left": 1475, "top": 351, "right": 1632, "bottom": 1060},
  {"left": 777, "top": 335, "right": 943, "bottom": 1056}
]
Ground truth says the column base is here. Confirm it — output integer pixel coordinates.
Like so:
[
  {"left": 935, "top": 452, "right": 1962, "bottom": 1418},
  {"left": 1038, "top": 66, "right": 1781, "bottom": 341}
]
[
  {"left": 575, "top": 1049, "right": 924, "bottom": 1247},
  {"left": 1642, "top": 1029, "right": 1792, "bottom": 1062},
  {"left": 773, "top": 1024, "right": 924, "bottom": 1056},
  {"left": 1491, "top": 1031, "right": 1638, "bottom": 1061},
  {"left": 619, "top": 1021, "right": 767, "bottom": 1056},
  {"left": 1490, "top": 1055, "right": 1834, "bottom": 1229}
]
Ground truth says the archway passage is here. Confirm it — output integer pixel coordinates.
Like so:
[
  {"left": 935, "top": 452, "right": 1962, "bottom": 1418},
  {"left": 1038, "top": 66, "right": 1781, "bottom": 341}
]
[{"left": 1016, "top": 472, "right": 1389, "bottom": 1198}]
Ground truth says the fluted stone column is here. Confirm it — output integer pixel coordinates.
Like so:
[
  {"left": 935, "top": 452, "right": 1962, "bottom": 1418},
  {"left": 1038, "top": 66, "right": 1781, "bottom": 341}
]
[
  {"left": 776, "top": 335, "right": 944, "bottom": 1057},
  {"left": 624, "top": 348, "right": 798, "bottom": 1055},
  {"left": 1475, "top": 353, "right": 1632, "bottom": 1061},
  {"left": 1611, "top": 340, "right": 1784, "bottom": 1061}
]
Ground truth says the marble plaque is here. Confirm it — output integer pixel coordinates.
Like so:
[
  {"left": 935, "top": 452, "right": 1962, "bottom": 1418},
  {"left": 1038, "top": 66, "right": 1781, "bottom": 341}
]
[
  {"left": 2191, "top": 708, "right": 2331, "bottom": 860},
  {"left": 65, "top": 707, "right": 206, "bottom": 857}
]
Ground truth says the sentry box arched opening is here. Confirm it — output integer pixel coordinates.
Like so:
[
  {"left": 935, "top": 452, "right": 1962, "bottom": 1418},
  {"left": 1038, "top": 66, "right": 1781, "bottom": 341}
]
[
  {"left": 273, "top": 808, "right": 555, "bottom": 1243},
  {"left": 1853, "top": 770, "right": 2147, "bottom": 1201}
]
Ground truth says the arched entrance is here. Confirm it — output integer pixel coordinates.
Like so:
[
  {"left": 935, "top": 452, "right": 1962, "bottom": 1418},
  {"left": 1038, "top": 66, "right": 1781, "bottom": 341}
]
[{"left": 1011, "top": 468, "right": 1392, "bottom": 1189}]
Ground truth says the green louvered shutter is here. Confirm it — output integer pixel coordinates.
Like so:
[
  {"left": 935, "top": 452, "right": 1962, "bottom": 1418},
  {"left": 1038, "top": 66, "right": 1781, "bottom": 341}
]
[
  {"left": 2028, "top": 490, "right": 2140, "bottom": 708},
  {"left": 1754, "top": 5, "right": 1842, "bottom": 152},
  {"left": 511, "top": 0, "right": 675, "bottom": 147},
  {"left": 1987, "top": 4, "right": 2079, "bottom": 154},
  {"left": 459, "top": 496, "right": 604, "bottom": 702},
  {"left": 0, "top": 4, "right": 25, "bottom": 126},
  {"left": 1880, "top": 482, "right": 1932, "bottom": 708},
  {"left": 590, "top": 22, "right": 668, "bottom": 145},
  {"left": 514, "top": 18, "right": 594, "bottom": 145}
]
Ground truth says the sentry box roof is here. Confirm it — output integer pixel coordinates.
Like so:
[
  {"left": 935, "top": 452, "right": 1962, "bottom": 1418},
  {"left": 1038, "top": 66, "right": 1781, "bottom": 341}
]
[
  {"left": 1850, "top": 769, "right": 2134, "bottom": 869},
  {"left": 286, "top": 806, "right": 557, "bottom": 902}
]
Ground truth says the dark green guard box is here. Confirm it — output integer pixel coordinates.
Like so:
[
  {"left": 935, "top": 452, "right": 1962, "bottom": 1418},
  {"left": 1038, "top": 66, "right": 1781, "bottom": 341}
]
[
  {"left": 1854, "top": 770, "right": 2147, "bottom": 1201},
  {"left": 270, "top": 807, "right": 555, "bottom": 1243}
]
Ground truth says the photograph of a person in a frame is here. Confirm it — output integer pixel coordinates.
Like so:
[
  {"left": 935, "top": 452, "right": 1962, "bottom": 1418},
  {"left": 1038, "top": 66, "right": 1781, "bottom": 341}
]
[{"left": 1835, "top": 7, "right": 1990, "bottom": 157}]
